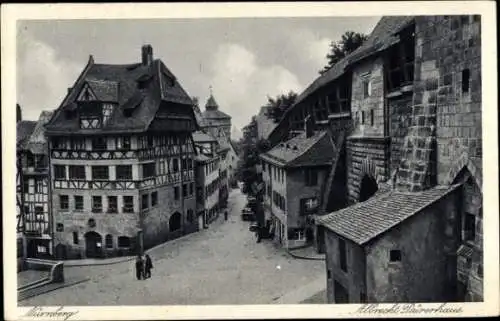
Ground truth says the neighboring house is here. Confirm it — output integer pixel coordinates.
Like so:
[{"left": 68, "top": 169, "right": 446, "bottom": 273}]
[
  {"left": 16, "top": 118, "right": 37, "bottom": 263},
  {"left": 17, "top": 111, "right": 54, "bottom": 259},
  {"left": 317, "top": 185, "right": 461, "bottom": 303},
  {"left": 45, "top": 45, "right": 199, "bottom": 259},
  {"left": 193, "top": 130, "right": 221, "bottom": 226},
  {"left": 260, "top": 117, "right": 337, "bottom": 249},
  {"left": 201, "top": 94, "right": 233, "bottom": 208}
]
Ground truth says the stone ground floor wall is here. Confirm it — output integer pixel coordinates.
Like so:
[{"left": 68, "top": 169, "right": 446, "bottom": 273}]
[
  {"left": 346, "top": 137, "right": 390, "bottom": 203},
  {"left": 142, "top": 184, "right": 197, "bottom": 250}
]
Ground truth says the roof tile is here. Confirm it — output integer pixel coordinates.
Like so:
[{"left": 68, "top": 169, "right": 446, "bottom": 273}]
[{"left": 317, "top": 185, "right": 460, "bottom": 245}]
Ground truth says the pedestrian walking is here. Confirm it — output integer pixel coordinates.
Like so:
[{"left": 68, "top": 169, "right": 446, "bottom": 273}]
[
  {"left": 144, "top": 254, "right": 153, "bottom": 279},
  {"left": 135, "top": 255, "right": 144, "bottom": 280},
  {"left": 224, "top": 211, "right": 228, "bottom": 221}
]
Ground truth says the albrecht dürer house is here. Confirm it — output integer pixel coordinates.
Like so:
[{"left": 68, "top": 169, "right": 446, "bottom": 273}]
[
  {"left": 267, "top": 15, "right": 482, "bottom": 303},
  {"left": 44, "top": 45, "right": 199, "bottom": 259}
]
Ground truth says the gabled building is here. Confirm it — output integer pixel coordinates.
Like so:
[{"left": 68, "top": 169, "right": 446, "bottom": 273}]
[
  {"left": 193, "top": 130, "right": 221, "bottom": 226},
  {"left": 16, "top": 111, "right": 54, "bottom": 259},
  {"left": 260, "top": 117, "right": 339, "bottom": 249},
  {"left": 45, "top": 45, "right": 199, "bottom": 259}
]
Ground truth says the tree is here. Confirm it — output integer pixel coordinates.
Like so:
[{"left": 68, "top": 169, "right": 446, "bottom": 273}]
[
  {"left": 319, "top": 31, "right": 368, "bottom": 75},
  {"left": 266, "top": 91, "right": 298, "bottom": 123}
]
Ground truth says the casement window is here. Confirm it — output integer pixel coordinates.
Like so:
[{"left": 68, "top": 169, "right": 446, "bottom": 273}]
[
  {"left": 108, "top": 196, "right": 118, "bottom": 213},
  {"left": 73, "top": 231, "right": 79, "bottom": 244},
  {"left": 464, "top": 213, "right": 476, "bottom": 242},
  {"left": 54, "top": 165, "right": 66, "bottom": 180},
  {"left": 339, "top": 238, "right": 347, "bottom": 272},
  {"left": 116, "top": 137, "right": 131, "bottom": 150},
  {"left": 181, "top": 158, "right": 187, "bottom": 171},
  {"left": 151, "top": 191, "right": 158, "bottom": 207},
  {"left": 35, "top": 179, "right": 43, "bottom": 193},
  {"left": 116, "top": 165, "right": 133, "bottom": 180},
  {"left": 91, "top": 137, "right": 107, "bottom": 150},
  {"left": 173, "top": 159, "right": 179, "bottom": 172},
  {"left": 385, "top": 24, "right": 415, "bottom": 92},
  {"left": 74, "top": 195, "right": 84, "bottom": 211},
  {"left": 26, "top": 153, "right": 35, "bottom": 167},
  {"left": 92, "top": 196, "right": 103, "bottom": 213},
  {"left": 105, "top": 235, "right": 113, "bottom": 248},
  {"left": 174, "top": 186, "right": 180, "bottom": 200},
  {"left": 92, "top": 166, "right": 109, "bottom": 180},
  {"left": 118, "top": 236, "right": 131, "bottom": 248},
  {"left": 69, "top": 165, "right": 86, "bottom": 180},
  {"left": 52, "top": 137, "right": 67, "bottom": 149},
  {"left": 300, "top": 197, "right": 319, "bottom": 216},
  {"left": 123, "top": 196, "right": 134, "bottom": 213},
  {"left": 363, "top": 79, "right": 371, "bottom": 98},
  {"left": 70, "top": 137, "right": 86, "bottom": 150},
  {"left": 390, "top": 249, "right": 402, "bottom": 262},
  {"left": 183, "top": 184, "right": 188, "bottom": 197},
  {"left": 60, "top": 195, "right": 69, "bottom": 210},
  {"left": 305, "top": 169, "right": 318, "bottom": 186},
  {"left": 462, "top": 69, "right": 470, "bottom": 93},
  {"left": 142, "top": 163, "right": 156, "bottom": 178},
  {"left": 370, "top": 109, "right": 375, "bottom": 126},
  {"left": 141, "top": 194, "right": 149, "bottom": 210},
  {"left": 147, "top": 135, "right": 154, "bottom": 148},
  {"left": 361, "top": 111, "right": 365, "bottom": 125}
]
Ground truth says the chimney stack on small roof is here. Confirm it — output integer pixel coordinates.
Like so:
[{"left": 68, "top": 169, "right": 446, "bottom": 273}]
[
  {"left": 141, "top": 44, "right": 153, "bottom": 66},
  {"left": 304, "top": 114, "right": 315, "bottom": 138}
]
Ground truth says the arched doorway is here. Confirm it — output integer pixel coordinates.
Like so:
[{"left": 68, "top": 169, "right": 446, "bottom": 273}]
[
  {"left": 169, "top": 212, "right": 182, "bottom": 232},
  {"left": 85, "top": 231, "right": 103, "bottom": 258},
  {"left": 359, "top": 175, "right": 378, "bottom": 202}
]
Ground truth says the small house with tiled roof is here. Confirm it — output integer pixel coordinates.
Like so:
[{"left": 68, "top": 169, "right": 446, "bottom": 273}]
[
  {"left": 46, "top": 45, "right": 199, "bottom": 260},
  {"left": 259, "top": 117, "right": 345, "bottom": 249}
]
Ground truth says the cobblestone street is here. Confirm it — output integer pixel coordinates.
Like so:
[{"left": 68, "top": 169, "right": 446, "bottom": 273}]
[{"left": 20, "top": 188, "right": 325, "bottom": 306}]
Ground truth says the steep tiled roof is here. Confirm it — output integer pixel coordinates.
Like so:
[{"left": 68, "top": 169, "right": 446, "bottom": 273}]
[
  {"left": 205, "top": 95, "right": 219, "bottom": 110},
  {"left": 347, "top": 16, "right": 415, "bottom": 65},
  {"left": 316, "top": 185, "right": 460, "bottom": 245},
  {"left": 24, "top": 111, "right": 54, "bottom": 155},
  {"left": 260, "top": 130, "right": 336, "bottom": 168},
  {"left": 192, "top": 130, "right": 217, "bottom": 143},
  {"left": 46, "top": 54, "right": 195, "bottom": 135},
  {"left": 203, "top": 94, "right": 231, "bottom": 120},
  {"left": 16, "top": 121, "right": 37, "bottom": 146}
]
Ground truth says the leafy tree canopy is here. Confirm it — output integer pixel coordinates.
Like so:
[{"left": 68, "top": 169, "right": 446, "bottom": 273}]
[
  {"left": 319, "top": 31, "right": 368, "bottom": 75},
  {"left": 266, "top": 91, "right": 298, "bottom": 124}
]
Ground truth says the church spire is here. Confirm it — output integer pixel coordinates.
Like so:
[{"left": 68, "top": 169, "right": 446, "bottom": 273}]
[{"left": 205, "top": 86, "right": 219, "bottom": 111}]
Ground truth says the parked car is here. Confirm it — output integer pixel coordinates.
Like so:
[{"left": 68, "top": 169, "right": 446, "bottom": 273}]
[
  {"left": 241, "top": 207, "right": 255, "bottom": 221},
  {"left": 249, "top": 223, "right": 259, "bottom": 232}
]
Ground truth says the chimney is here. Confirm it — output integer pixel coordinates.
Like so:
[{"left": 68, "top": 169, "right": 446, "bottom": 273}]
[
  {"left": 304, "top": 115, "right": 315, "bottom": 138},
  {"left": 141, "top": 44, "right": 153, "bottom": 66}
]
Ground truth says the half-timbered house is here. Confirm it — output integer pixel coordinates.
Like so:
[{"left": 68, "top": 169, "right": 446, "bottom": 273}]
[
  {"left": 16, "top": 111, "right": 54, "bottom": 259},
  {"left": 45, "top": 45, "right": 198, "bottom": 259}
]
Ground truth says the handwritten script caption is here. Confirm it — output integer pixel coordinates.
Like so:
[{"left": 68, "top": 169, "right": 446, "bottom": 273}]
[{"left": 22, "top": 306, "right": 79, "bottom": 321}]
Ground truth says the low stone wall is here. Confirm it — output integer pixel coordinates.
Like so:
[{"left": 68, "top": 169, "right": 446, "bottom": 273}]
[{"left": 24, "top": 258, "right": 65, "bottom": 283}]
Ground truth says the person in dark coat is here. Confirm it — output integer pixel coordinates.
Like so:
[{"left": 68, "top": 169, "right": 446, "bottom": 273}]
[
  {"left": 135, "top": 255, "right": 144, "bottom": 280},
  {"left": 144, "top": 254, "right": 153, "bottom": 279},
  {"left": 224, "top": 211, "right": 228, "bottom": 221}
]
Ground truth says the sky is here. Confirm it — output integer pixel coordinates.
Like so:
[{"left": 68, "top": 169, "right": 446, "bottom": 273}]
[{"left": 17, "top": 17, "right": 380, "bottom": 139}]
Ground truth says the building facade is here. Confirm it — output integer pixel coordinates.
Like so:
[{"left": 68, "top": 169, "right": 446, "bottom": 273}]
[
  {"left": 16, "top": 111, "right": 54, "bottom": 259},
  {"left": 193, "top": 131, "right": 221, "bottom": 226},
  {"left": 260, "top": 119, "right": 336, "bottom": 249},
  {"left": 267, "top": 15, "right": 482, "bottom": 302},
  {"left": 45, "top": 45, "right": 199, "bottom": 259}
]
